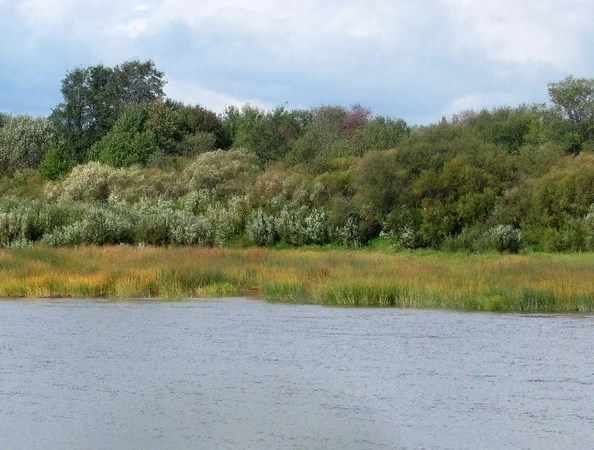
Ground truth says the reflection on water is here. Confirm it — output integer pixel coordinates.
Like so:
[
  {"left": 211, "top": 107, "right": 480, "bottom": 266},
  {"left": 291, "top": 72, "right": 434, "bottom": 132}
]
[{"left": 0, "top": 297, "right": 593, "bottom": 449}]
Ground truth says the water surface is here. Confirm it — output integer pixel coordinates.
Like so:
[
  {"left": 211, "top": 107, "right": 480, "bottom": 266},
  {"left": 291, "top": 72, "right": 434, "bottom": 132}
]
[{"left": 0, "top": 297, "right": 593, "bottom": 449}]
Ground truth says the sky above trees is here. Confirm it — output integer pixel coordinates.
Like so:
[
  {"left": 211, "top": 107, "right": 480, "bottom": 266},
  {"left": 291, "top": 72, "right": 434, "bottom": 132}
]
[{"left": 1, "top": 0, "right": 593, "bottom": 124}]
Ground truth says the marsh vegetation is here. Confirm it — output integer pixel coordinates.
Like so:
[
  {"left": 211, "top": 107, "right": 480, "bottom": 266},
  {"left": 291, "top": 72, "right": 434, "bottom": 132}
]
[{"left": 2, "top": 246, "right": 593, "bottom": 312}]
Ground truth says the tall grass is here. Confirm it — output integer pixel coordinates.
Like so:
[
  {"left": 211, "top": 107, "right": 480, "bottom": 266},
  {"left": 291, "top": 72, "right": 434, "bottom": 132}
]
[{"left": 1, "top": 246, "right": 594, "bottom": 312}]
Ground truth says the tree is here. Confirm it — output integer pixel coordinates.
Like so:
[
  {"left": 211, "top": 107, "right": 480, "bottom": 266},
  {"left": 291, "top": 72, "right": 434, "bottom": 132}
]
[
  {"left": 548, "top": 76, "right": 594, "bottom": 124},
  {"left": 91, "top": 101, "right": 182, "bottom": 168},
  {"left": 50, "top": 59, "right": 166, "bottom": 162},
  {"left": 224, "top": 104, "right": 302, "bottom": 166}
]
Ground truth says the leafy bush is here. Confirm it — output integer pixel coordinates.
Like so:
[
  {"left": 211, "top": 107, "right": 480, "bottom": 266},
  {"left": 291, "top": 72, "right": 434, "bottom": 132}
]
[
  {"left": 246, "top": 209, "right": 277, "bottom": 246},
  {"left": 45, "top": 162, "right": 116, "bottom": 203},
  {"left": 169, "top": 210, "right": 215, "bottom": 246},
  {"left": 0, "top": 114, "right": 56, "bottom": 176},
  {"left": 42, "top": 203, "right": 136, "bottom": 246},
  {"left": 183, "top": 150, "right": 260, "bottom": 199},
  {"left": 246, "top": 206, "right": 331, "bottom": 247},
  {"left": 274, "top": 206, "right": 331, "bottom": 246},
  {"left": 223, "top": 104, "right": 301, "bottom": 165},
  {"left": 486, "top": 225, "right": 524, "bottom": 253},
  {"left": 175, "top": 132, "right": 217, "bottom": 156},
  {"left": 351, "top": 116, "right": 409, "bottom": 156},
  {"left": 40, "top": 146, "right": 73, "bottom": 180}
]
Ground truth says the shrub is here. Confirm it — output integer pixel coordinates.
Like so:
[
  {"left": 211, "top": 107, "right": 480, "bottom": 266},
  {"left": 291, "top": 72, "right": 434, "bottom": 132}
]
[
  {"left": 246, "top": 209, "right": 277, "bottom": 246},
  {"left": 175, "top": 132, "right": 217, "bottom": 157},
  {"left": 274, "top": 206, "right": 330, "bottom": 246},
  {"left": 42, "top": 203, "right": 136, "bottom": 246},
  {"left": 351, "top": 116, "right": 409, "bottom": 156},
  {"left": 0, "top": 112, "right": 8, "bottom": 128},
  {"left": 486, "top": 225, "right": 524, "bottom": 253},
  {"left": 0, "top": 114, "right": 56, "bottom": 176},
  {"left": 45, "top": 162, "right": 116, "bottom": 203},
  {"left": 183, "top": 150, "right": 260, "bottom": 199},
  {"left": 40, "top": 146, "right": 73, "bottom": 180},
  {"left": 92, "top": 101, "right": 184, "bottom": 167},
  {"left": 441, "top": 226, "right": 487, "bottom": 253},
  {"left": 205, "top": 196, "right": 249, "bottom": 247},
  {"left": 132, "top": 199, "right": 175, "bottom": 246},
  {"left": 169, "top": 210, "right": 215, "bottom": 246}
]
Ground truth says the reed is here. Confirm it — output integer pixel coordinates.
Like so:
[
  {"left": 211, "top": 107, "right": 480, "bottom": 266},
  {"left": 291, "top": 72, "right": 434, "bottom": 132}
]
[{"left": 1, "top": 245, "right": 594, "bottom": 312}]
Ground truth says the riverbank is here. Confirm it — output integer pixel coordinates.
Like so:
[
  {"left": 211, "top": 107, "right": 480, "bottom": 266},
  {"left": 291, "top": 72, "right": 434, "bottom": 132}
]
[{"left": 1, "top": 246, "right": 594, "bottom": 312}]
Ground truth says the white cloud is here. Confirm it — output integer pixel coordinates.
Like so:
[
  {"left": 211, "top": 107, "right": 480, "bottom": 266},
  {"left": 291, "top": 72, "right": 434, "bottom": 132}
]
[
  {"left": 439, "top": 0, "right": 593, "bottom": 70},
  {"left": 435, "top": 93, "right": 522, "bottom": 120},
  {"left": 164, "top": 78, "right": 276, "bottom": 112}
]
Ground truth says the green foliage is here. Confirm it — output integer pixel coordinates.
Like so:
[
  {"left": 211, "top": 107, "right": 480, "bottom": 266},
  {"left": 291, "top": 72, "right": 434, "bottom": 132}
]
[
  {"left": 44, "top": 161, "right": 116, "bottom": 203},
  {"left": 474, "top": 105, "right": 540, "bottom": 153},
  {"left": 351, "top": 116, "right": 410, "bottom": 156},
  {"left": 0, "top": 114, "right": 56, "bottom": 176},
  {"left": 92, "top": 101, "right": 185, "bottom": 167},
  {"left": 183, "top": 150, "right": 260, "bottom": 199},
  {"left": 223, "top": 104, "right": 303, "bottom": 166},
  {"left": 292, "top": 105, "right": 348, "bottom": 169},
  {"left": 50, "top": 59, "right": 166, "bottom": 162},
  {"left": 354, "top": 149, "right": 416, "bottom": 221},
  {"left": 531, "top": 154, "right": 594, "bottom": 228},
  {"left": 40, "top": 146, "right": 74, "bottom": 180},
  {"left": 246, "top": 206, "right": 332, "bottom": 247},
  {"left": 5, "top": 74, "right": 594, "bottom": 253},
  {"left": 548, "top": 75, "right": 594, "bottom": 124},
  {"left": 175, "top": 132, "right": 216, "bottom": 157}
]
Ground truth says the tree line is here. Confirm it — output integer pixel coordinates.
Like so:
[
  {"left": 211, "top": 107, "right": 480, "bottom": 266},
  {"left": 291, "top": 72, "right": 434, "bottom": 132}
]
[{"left": 2, "top": 59, "right": 594, "bottom": 252}]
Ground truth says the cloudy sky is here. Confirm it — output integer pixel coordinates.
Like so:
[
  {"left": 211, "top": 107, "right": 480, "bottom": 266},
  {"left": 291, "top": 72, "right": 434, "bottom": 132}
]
[{"left": 1, "top": 0, "right": 593, "bottom": 124}]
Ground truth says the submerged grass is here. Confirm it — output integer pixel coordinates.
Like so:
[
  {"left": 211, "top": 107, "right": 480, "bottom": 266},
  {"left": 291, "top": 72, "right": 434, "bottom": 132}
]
[{"left": 1, "top": 245, "right": 594, "bottom": 312}]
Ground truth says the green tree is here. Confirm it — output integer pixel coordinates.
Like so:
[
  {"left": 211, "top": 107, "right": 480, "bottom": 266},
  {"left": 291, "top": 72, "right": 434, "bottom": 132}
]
[
  {"left": 548, "top": 76, "right": 594, "bottom": 147},
  {"left": 50, "top": 59, "right": 166, "bottom": 162},
  {"left": 224, "top": 104, "right": 305, "bottom": 166},
  {"left": 91, "top": 101, "right": 182, "bottom": 167},
  {"left": 548, "top": 76, "right": 594, "bottom": 124}
]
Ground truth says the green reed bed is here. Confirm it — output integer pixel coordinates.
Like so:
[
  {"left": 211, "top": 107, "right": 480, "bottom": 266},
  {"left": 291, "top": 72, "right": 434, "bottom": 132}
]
[{"left": 1, "top": 246, "right": 594, "bottom": 312}]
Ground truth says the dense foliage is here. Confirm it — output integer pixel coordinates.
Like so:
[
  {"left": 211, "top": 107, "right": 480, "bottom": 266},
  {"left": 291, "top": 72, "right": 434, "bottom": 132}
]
[{"left": 2, "top": 64, "right": 594, "bottom": 252}]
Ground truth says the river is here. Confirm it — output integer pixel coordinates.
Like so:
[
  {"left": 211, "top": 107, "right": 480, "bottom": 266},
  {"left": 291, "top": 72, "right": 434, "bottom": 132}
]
[{"left": 0, "top": 297, "right": 593, "bottom": 449}]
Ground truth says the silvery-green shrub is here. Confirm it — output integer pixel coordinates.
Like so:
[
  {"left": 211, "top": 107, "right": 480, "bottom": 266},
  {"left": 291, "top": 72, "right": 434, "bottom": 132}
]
[
  {"left": 178, "top": 189, "right": 215, "bottom": 214},
  {"left": 183, "top": 150, "right": 260, "bottom": 199},
  {"left": 42, "top": 204, "right": 136, "bottom": 246},
  {"left": 246, "top": 209, "right": 277, "bottom": 246},
  {"left": 486, "top": 225, "right": 524, "bottom": 253},
  {"left": 273, "top": 206, "right": 330, "bottom": 246},
  {"left": 132, "top": 199, "right": 175, "bottom": 245},
  {"left": 169, "top": 210, "right": 214, "bottom": 246},
  {"left": 205, "top": 195, "right": 249, "bottom": 247},
  {"left": 337, "top": 215, "right": 362, "bottom": 248},
  {"left": 45, "top": 162, "right": 116, "bottom": 203},
  {"left": 0, "top": 114, "right": 56, "bottom": 176}
]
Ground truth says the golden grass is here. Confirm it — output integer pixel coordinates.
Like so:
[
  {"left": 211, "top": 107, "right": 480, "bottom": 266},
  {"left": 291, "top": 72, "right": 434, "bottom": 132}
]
[{"left": 1, "top": 245, "right": 594, "bottom": 311}]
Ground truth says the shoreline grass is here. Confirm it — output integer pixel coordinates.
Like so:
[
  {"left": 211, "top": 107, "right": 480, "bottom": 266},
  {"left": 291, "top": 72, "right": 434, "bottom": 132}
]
[{"left": 1, "top": 245, "right": 594, "bottom": 312}]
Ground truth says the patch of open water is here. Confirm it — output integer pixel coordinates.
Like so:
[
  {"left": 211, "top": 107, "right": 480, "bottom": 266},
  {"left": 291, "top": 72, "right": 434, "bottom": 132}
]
[{"left": 0, "top": 297, "right": 593, "bottom": 449}]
